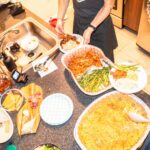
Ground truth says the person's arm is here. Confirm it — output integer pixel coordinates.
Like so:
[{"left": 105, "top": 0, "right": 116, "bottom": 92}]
[
  {"left": 83, "top": 0, "right": 115, "bottom": 44},
  {"left": 55, "top": 0, "right": 70, "bottom": 33}
]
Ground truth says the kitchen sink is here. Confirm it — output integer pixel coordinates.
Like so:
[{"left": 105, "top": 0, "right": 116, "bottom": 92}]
[{"left": 0, "top": 17, "right": 59, "bottom": 72}]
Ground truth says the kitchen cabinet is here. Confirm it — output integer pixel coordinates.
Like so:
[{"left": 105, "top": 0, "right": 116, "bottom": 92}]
[
  {"left": 137, "top": 0, "right": 150, "bottom": 52},
  {"left": 123, "top": 0, "right": 143, "bottom": 32}
]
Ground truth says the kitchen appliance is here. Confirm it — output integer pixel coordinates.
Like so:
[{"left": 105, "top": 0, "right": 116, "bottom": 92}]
[
  {"left": 137, "top": 0, "right": 150, "bottom": 53},
  {"left": 111, "top": 0, "right": 124, "bottom": 28}
]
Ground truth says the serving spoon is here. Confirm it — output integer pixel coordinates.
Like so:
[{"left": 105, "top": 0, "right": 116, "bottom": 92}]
[
  {"left": 34, "top": 51, "right": 59, "bottom": 72},
  {"left": 128, "top": 112, "right": 150, "bottom": 123}
]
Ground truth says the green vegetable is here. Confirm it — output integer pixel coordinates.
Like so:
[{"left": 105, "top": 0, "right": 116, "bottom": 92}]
[
  {"left": 115, "top": 64, "right": 138, "bottom": 72},
  {"left": 35, "top": 145, "right": 60, "bottom": 150},
  {"left": 78, "top": 67, "right": 110, "bottom": 93}
]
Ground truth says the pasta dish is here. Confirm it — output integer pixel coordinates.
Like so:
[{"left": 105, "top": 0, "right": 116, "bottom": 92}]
[{"left": 78, "top": 93, "right": 148, "bottom": 150}]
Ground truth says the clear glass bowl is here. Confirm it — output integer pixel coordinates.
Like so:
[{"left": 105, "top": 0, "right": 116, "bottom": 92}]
[{"left": 0, "top": 88, "right": 25, "bottom": 112}]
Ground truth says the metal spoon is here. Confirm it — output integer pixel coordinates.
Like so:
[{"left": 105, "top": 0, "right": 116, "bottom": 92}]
[
  {"left": 34, "top": 51, "right": 59, "bottom": 72},
  {"left": 34, "top": 55, "right": 51, "bottom": 72},
  {"left": 128, "top": 112, "right": 150, "bottom": 123}
]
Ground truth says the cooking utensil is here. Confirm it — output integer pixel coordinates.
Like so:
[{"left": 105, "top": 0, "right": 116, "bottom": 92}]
[
  {"left": 100, "top": 58, "right": 118, "bottom": 69},
  {"left": 128, "top": 112, "right": 150, "bottom": 123},
  {"left": 34, "top": 56, "right": 51, "bottom": 72},
  {"left": 34, "top": 51, "right": 59, "bottom": 72}
]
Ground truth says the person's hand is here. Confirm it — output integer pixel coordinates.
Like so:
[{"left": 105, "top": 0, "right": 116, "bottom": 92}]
[
  {"left": 55, "top": 19, "right": 64, "bottom": 34},
  {"left": 83, "top": 27, "right": 94, "bottom": 44}
]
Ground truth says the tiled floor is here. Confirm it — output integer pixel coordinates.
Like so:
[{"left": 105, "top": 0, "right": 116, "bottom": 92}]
[
  {"left": 21, "top": 0, "right": 150, "bottom": 95},
  {"left": 114, "top": 27, "right": 150, "bottom": 95}
]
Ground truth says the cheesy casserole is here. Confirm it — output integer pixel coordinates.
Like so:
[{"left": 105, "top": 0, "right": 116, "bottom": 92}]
[{"left": 78, "top": 93, "right": 148, "bottom": 150}]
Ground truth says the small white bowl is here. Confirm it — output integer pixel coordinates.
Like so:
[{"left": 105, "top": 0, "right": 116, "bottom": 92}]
[
  {"left": 59, "top": 34, "right": 83, "bottom": 54},
  {"left": 20, "top": 36, "right": 39, "bottom": 52}
]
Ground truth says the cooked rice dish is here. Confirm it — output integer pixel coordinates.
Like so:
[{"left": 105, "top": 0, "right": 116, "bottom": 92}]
[
  {"left": 78, "top": 93, "right": 148, "bottom": 150},
  {"left": 62, "top": 40, "right": 78, "bottom": 51}
]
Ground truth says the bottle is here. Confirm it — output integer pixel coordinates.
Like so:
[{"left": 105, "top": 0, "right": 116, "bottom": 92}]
[
  {"left": 2, "top": 52, "right": 17, "bottom": 72},
  {"left": 6, "top": 143, "right": 18, "bottom": 150}
]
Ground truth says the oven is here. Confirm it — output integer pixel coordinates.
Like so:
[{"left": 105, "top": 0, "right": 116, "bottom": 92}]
[{"left": 111, "top": 0, "right": 124, "bottom": 28}]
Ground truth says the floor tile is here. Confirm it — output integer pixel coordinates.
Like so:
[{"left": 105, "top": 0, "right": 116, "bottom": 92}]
[
  {"left": 120, "top": 42, "right": 148, "bottom": 60},
  {"left": 116, "top": 32, "right": 133, "bottom": 50}
]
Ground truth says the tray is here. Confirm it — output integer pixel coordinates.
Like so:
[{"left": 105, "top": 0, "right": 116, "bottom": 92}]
[
  {"left": 74, "top": 91, "right": 150, "bottom": 150},
  {"left": 61, "top": 45, "right": 112, "bottom": 95}
]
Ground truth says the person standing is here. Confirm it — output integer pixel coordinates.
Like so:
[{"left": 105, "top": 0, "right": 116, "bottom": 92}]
[{"left": 56, "top": 0, "right": 118, "bottom": 62}]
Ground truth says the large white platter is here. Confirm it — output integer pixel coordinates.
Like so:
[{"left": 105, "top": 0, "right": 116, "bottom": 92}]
[
  {"left": 74, "top": 91, "right": 150, "bottom": 150},
  {"left": 61, "top": 44, "right": 112, "bottom": 96}
]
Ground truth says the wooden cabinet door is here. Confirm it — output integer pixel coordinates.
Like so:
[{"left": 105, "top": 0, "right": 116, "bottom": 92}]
[{"left": 123, "top": 0, "right": 143, "bottom": 32}]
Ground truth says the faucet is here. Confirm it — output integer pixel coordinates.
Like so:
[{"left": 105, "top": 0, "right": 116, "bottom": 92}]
[{"left": 0, "top": 29, "right": 20, "bottom": 52}]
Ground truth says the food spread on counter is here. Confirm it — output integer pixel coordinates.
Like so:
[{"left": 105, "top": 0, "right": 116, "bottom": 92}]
[
  {"left": 0, "top": 16, "right": 149, "bottom": 149},
  {"left": 16, "top": 83, "right": 43, "bottom": 135},
  {"left": 75, "top": 92, "right": 149, "bottom": 150}
]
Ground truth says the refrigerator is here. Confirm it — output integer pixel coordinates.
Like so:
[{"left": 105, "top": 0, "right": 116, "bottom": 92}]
[{"left": 137, "top": 0, "right": 150, "bottom": 53}]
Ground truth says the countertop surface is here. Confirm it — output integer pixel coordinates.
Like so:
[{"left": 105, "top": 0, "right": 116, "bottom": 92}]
[
  {"left": 0, "top": 51, "right": 150, "bottom": 150},
  {"left": 0, "top": 5, "right": 150, "bottom": 150}
]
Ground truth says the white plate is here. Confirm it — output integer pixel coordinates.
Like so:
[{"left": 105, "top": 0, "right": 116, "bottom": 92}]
[
  {"left": 59, "top": 34, "right": 83, "bottom": 54},
  {"left": 109, "top": 63, "right": 147, "bottom": 94},
  {"left": 74, "top": 91, "right": 150, "bottom": 150},
  {"left": 40, "top": 93, "right": 73, "bottom": 126},
  {"left": 0, "top": 107, "right": 13, "bottom": 143}
]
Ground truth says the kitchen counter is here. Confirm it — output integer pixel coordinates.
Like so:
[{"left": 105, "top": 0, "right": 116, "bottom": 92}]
[
  {"left": 0, "top": 5, "right": 57, "bottom": 34},
  {"left": 0, "top": 6, "right": 150, "bottom": 150}
]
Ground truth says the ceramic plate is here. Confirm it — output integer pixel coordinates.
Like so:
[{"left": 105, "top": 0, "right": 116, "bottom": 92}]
[
  {"left": 40, "top": 93, "right": 73, "bottom": 126},
  {"left": 109, "top": 62, "right": 147, "bottom": 94},
  {"left": 0, "top": 107, "right": 13, "bottom": 143}
]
